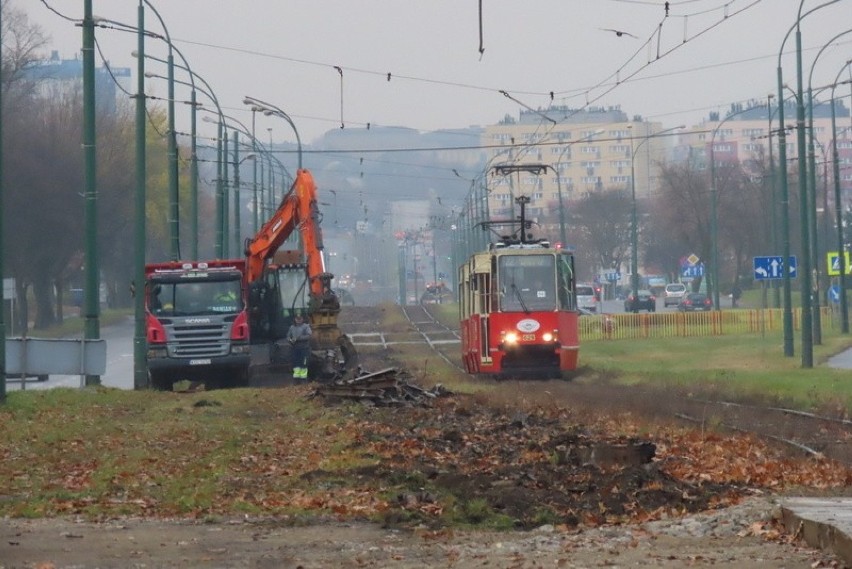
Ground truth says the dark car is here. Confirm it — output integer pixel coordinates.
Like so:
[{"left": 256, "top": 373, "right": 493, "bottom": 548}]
[
  {"left": 624, "top": 289, "right": 656, "bottom": 313},
  {"left": 678, "top": 293, "right": 712, "bottom": 312}
]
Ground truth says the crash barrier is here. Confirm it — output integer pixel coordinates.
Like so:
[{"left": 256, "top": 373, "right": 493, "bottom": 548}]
[
  {"left": 579, "top": 307, "right": 835, "bottom": 341},
  {"left": 5, "top": 337, "right": 107, "bottom": 388}
]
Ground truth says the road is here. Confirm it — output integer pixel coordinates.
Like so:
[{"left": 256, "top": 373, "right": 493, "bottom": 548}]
[{"left": 5, "top": 315, "right": 135, "bottom": 392}]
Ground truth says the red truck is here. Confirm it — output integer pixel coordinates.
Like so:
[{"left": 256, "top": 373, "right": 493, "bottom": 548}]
[{"left": 145, "top": 259, "right": 251, "bottom": 390}]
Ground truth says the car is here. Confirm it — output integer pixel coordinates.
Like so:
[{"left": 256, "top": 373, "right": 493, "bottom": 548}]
[
  {"left": 624, "top": 289, "right": 656, "bottom": 312},
  {"left": 575, "top": 284, "right": 598, "bottom": 313},
  {"left": 663, "top": 283, "right": 687, "bottom": 307},
  {"left": 678, "top": 292, "right": 713, "bottom": 312}
]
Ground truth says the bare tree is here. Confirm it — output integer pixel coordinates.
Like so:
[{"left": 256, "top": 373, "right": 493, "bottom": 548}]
[{"left": 566, "top": 189, "right": 632, "bottom": 281}]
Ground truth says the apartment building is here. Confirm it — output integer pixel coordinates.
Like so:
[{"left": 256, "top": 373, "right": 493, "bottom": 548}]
[{"left": 481, "top": 106, "right": 668, "bottom": 234}]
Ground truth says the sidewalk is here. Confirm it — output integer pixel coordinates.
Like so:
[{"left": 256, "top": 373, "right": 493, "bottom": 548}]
[{"left": 780, "top": 497, "right": 852, "bottom": 565}]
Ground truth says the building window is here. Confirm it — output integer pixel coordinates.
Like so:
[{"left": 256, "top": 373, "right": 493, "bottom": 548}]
[
  {"left": 581, "top": 145, "right": 599, "bottom": 154},
  {"left": 610, "top": 176, "right": 630, "bottom": 184},
  {"left": 610, "top": 144, "right": 630, "bottom": 154}
]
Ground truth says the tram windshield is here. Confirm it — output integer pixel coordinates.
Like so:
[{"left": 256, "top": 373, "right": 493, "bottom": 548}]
[{"left": 498, "top": 254, "right": 558, "bottom": 312}]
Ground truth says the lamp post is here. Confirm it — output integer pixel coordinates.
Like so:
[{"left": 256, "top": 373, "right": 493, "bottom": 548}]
[
  {"left": 232, "top": 148, "right": 257, "bottom": 255},
  {"left": 133, "top": 1, "right": 146, "bottom": 389},
  {"left": 830, "top": 61, "right": 852, "bottom": 334},
  {"left": 135, "top": 46, "right": 200, "bottom": 259},
  {"left": 710, "top": 107, "right": 757, "bottom": 311},
  {"left": 807, "top": 32, "right": 852, "bottom": 346},
  {"left": 139, "top": 1, "right": 180, "bottom": 261},
  {"left": 243, "top": 96, "right": 303, "bottom": 170},
  {"left": 630, "top": 124, "right": 683, "bottom": 309},
  {"left": 773, "top": 0, "right": 838, "bottom": 361},
  {"left": 553, "top": 129, "right": 605, "bottom": 248},
  {"left": 0, "top": 5, "right": 5, "bottom": 400},
  {"left": 82, "top": 0, "right": 100, "bottom": 384}
]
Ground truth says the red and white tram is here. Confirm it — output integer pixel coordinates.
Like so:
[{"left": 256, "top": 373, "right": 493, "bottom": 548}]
[{"left": 458, "top": 231, "right": 580, "bottom": 379}]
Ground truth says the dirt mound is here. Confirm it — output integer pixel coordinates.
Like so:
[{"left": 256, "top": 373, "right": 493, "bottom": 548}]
[{"left": 311, "top": 395, "right": 741, "bottom": 530}]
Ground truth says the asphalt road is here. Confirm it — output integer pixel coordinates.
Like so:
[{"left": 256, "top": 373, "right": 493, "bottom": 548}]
[{"left": 5, "top": 315, "right": 135, "bottom": 392}]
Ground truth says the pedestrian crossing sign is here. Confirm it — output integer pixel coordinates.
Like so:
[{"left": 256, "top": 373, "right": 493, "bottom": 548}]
[{"left": 827, "top": 251, "right": 852, "bottom": 276}]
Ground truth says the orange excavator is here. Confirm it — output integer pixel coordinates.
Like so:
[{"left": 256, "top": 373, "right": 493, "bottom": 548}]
[{"left": 245, "top": 168, "right": 358, "bottom": 381}]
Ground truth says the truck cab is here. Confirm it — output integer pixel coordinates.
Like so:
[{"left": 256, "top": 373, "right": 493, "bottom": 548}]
[{"left": 145, "top": 260, "right": 251, "bottom": 390}]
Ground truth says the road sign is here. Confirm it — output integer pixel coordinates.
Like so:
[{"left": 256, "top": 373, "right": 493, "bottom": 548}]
[
  {"left": 753, "top": 256, "right": 797, "bottom": 280},
  {"left": 829, "top": 285, "right": 842, "bottom": 304},
  {"left": 826, "top": 251, "right": 852, "bottom": 276},
  {"left": 604, "top": 272, "right": 621, "bottom": 282},
  {"left": 681, "top": 263, "right": 704, "bottom": 278}
]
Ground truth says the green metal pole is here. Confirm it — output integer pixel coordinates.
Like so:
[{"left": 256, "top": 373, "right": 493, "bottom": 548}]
[
  {"left": 630, "top": 135, "right": 639, "bottom": 310},
  {"left": 190, "top": 88, "right": 198, "bottom": 260},
  {"left": 831, "top": 82, "right": 849, "bottom": 333},
  {"left": 251, "top": 110, "right": 259, "bottom": 234},
  {"left": 777, "top": 62, "right": 795, "bottom": 357},
  {"left": 806, "top": 87, "right": 822, "bottom": 345},
  {"left": 795, "top": 25, "right": 813, "bottom": 368},
  {"left": 0, "top": 3, "right": 6, "bottom": 401},
  {"left": 167, "top": 52, "right": 178, "bottom": 261},
  {"left": 768, "top": 96, "right": 781, "bottom": 309},
  {"left": 214, "top": 121, "right": 224, "bottom": 258},
  {"left": 133, "top": 1, "right": 147, "bottom": 390},
  {"left": 82, "top": 0, "right": 101, "bottom": 385},
  {"left": 233, "top": 131, "right": 241, "bottom": 256},
  {"left": 223, "top": 130, "right": 230, "bottom": 258}
]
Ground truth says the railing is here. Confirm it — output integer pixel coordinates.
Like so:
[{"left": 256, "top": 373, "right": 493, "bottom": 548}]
[{"left": 579, "top": 307, "right": 836, "bottom": 341}]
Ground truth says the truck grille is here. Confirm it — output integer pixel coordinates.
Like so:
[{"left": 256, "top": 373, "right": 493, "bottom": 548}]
[{"left": 167, "top": 321, "right": 232, "bottom": 358}]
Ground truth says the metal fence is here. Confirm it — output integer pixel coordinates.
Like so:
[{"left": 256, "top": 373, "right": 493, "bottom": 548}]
[{"left": 579, "top": 307, "right": 837, "bottom": 341}]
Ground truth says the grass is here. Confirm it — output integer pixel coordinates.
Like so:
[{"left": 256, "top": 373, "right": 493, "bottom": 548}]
[
  {"left": 581, "top": 325, "right": 852, "bottom": 410},
  {"left": 3, "top": 302, "right": 852, "bottom": 521}
]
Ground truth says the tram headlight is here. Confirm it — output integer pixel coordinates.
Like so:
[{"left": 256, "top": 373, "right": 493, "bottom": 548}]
[
  {"left": 542, "top": 332, "right": 553, "bottom": 342},
  {"left": 502, "top": 331, "right": 519, "bottom": 345}
]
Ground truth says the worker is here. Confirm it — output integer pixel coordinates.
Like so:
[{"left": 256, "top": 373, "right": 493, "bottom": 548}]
[{"left": 287, "top": 313, "right": 312, "bottom": 382}]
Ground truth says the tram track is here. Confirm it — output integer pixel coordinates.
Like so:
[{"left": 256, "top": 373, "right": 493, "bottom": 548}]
[{"left": 339, "top": 304, "right": 852, "bottom": 466}]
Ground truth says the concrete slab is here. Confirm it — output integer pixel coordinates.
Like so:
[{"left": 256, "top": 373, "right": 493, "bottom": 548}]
[{"left": 780, "top": 497, "right": 852, "bottom": 566}]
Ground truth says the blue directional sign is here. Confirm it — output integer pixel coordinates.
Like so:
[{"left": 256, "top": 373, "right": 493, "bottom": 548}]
[
  {"left": 682, "top": 263, "right": 704, "bottom": 278},
  {"left": 829, "top": 285, "right": 842, "bottom": 304},
  {"left": 604, "top": 272, "right": 621, "bottom": 282},
  {"left": 753, "top": 255, "right": 797, "bottom": 280}
]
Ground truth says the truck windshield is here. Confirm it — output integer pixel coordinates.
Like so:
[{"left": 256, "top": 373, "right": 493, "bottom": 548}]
[{"left": 150, "top": 279, "right": 243, "bottom": 316}]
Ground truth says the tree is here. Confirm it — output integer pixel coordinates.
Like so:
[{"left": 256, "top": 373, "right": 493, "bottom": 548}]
[{"left": 566, "top": 189, "right": 632, "bottom": 281}]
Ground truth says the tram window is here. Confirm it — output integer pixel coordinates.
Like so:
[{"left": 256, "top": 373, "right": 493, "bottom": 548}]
[
  {"left": 557, "top": 255, "right": 575, "bottom": 310},
  {"left": 498, "top": 255, "right": 557, "bottom": 312}
]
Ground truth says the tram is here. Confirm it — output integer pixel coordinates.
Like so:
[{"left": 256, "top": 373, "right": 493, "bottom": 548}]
[{"left": 458, "top": 198, "right": 579, "bottom": 378}]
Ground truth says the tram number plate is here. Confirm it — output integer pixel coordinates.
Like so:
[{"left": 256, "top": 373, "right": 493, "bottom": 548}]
[{"left": 521, "top": 334, "right": 536, "bottom": 341}]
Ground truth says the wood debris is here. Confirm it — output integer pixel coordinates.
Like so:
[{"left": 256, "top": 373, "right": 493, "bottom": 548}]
[{"left": 310, "top": 367, "right": 451, "bottom": 406}]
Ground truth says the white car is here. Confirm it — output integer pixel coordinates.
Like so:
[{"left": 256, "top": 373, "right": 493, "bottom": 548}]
[
  {"left": 575, "top": 284, "right": 598, "bottom": 313},
  {"left": 664, "top": 283, "right": 687, "bottom": 307}
]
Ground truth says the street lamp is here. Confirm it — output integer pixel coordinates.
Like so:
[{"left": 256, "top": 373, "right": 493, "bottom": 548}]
[
  {"left": 553, "top": 129, "right": 605, "bottom": 248},
  {"left": 243, "top": 96, "right": 303, "bottom": 170},
  {"left": 807, "top": 32, "right": 852, "bottom": 346},
  {"left": 139, "top": 1, "right": 179, "bottom": 261},
  {"left": 630, "top": 124, "right": 684, "bottom": 310},
  {"left": 830, "top": 61, "right": 852, "bottom": 334},
  {"left": 775, "top": 0, "right": 842, "bottom": 366}
]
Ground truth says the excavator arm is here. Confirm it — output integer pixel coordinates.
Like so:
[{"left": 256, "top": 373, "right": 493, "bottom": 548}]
[
  {"left": 244, "top": 168, "right": 356, "bottom": 380},
  {"left": 246, "top": 169, "right": 325, "bottom": 292}
]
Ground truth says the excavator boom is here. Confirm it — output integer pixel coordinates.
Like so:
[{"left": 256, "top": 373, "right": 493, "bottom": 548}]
[{"left": 244, "top": 169, "right": 357, "bottom": 381}]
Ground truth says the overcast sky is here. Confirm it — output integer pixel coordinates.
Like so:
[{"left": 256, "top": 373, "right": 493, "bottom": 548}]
[{"left": 20, "top": 0, "right": 852, "bottom": 148}]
